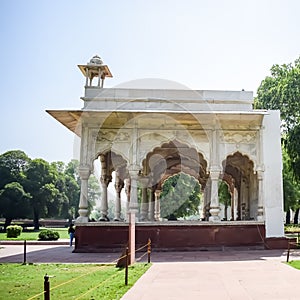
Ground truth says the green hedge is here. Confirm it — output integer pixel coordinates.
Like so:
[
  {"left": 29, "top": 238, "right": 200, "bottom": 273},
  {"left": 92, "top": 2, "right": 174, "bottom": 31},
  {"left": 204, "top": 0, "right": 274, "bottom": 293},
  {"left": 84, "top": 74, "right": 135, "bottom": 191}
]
[
  {"left": 38, "top": 229, "right": 60, "bottom": 241},
  {"left": 6, "top": 225, "right": 23, "bottom": 238}
]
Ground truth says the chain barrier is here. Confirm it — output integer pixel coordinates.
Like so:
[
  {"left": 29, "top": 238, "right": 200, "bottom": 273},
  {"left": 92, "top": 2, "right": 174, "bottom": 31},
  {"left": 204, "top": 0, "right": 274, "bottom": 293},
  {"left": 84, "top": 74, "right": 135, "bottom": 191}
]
[{"left": 26, "top": 238, "right": 152, "bottom": 300}]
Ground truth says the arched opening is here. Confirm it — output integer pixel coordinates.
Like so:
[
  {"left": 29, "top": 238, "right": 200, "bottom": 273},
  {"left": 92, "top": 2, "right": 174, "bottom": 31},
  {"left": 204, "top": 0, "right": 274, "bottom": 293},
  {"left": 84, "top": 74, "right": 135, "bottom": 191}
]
[
  {"left": 141, "top": 139, "right": 208, "bottom": 221},
  {"left": 221, "top": 152, "right": 257, "bottom": 221},
  {"left": 94, "top": 151, "right": 129, "bottom": 221}
]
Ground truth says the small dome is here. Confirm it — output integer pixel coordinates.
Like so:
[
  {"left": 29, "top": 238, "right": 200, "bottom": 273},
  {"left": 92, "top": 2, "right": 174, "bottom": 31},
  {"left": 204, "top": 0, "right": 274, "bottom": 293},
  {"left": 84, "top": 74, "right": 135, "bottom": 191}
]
[{"left": 88, "top": 55, "right": 103, "bottom": 65}]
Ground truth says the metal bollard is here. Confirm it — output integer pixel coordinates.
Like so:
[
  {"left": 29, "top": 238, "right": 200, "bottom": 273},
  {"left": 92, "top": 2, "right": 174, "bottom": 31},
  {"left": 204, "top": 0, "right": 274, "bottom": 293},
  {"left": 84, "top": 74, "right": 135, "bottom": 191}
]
[
  {"left": 147, "top": 238, "right": 151, "bottom": 264},
  {"left": 44, "top": 274, "right": 50, "bottom": 300},
  {"left": 23, "top": 240, "right": 27, "bottom": 265},
  {"left": 125, "top": 247, "right": 129, "bottom": 285},
  {"left": 287, "top": 242, "right": 291, "bottom": 263}
]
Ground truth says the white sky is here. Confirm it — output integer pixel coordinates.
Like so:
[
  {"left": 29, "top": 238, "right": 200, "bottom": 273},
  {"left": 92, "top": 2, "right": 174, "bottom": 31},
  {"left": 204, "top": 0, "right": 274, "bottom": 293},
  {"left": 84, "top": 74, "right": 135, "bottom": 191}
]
[{"left": 1, "top": 0, "right": 300, "bottom": 163}]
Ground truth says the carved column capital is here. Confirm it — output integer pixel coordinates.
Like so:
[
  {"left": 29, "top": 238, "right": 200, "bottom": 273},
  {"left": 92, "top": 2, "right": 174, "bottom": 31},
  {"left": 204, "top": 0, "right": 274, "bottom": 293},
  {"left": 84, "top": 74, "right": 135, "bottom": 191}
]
[
  {"left": 139, "top": 176, "right": 149, "bottom": 188},
  {"left": 209, "top": 166, "right": 221, "bottom": 181},
  {"left": 128, "top": 169, "right": 139, "bottom": 179},
  {"left": 78, "top": 166, "right": 91, "bottom": 180}
]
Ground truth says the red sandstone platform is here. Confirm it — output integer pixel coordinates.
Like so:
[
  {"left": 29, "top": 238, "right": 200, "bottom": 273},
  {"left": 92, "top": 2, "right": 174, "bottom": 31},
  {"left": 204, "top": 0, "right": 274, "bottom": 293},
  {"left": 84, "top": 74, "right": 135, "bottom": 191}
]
[{"left": 74, "top": 221, "right": 293, "bottom": 252}]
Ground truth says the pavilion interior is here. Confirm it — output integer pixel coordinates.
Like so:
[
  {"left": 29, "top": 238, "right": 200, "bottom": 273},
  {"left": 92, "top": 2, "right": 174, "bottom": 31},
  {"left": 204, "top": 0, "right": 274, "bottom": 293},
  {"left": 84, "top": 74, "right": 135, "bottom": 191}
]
[{"left": 95, "top": 140, "right": 258, "bottom": 223}]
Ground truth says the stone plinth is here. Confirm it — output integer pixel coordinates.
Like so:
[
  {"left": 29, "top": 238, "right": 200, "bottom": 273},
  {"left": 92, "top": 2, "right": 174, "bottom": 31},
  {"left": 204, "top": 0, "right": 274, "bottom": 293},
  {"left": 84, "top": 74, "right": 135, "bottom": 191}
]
[{"left": 73, "top": 221, "right": 271, "bottom": 252}]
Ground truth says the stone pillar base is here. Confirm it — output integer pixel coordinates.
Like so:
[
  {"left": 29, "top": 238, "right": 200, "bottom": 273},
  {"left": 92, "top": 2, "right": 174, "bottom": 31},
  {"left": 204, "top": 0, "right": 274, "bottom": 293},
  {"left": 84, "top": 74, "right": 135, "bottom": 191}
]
[
  {"left": 257, "top": 215, "right": 264, "bottom": 222},
  {"left": 209, "top": 207, "right": 220, "bottom": 222},
  {"left": 76, "top": 216, "right": 89, "bottom": 223},
  {"left": 209, "top": 215, "right": 221, "bottom": 222},
  {"left": 99, "top": 214, "right": 110, "bottom": 222}
]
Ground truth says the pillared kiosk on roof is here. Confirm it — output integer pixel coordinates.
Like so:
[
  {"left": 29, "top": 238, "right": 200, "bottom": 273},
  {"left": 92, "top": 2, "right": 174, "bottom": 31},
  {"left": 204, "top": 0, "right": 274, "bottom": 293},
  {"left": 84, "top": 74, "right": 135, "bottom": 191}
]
[{"left": 47, "top": 55, "right": 289, "bottom": 262}]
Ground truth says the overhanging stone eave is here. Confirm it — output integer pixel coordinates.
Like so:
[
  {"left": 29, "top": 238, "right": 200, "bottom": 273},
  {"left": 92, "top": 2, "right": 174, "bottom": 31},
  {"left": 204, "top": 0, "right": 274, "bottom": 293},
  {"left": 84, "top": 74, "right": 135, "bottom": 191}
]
[
  {"left": 46, "top": 109, "right": 83, "bottom": 136},
  {"left": 46, "top": 109, "right": 268, "bottom": 136}
]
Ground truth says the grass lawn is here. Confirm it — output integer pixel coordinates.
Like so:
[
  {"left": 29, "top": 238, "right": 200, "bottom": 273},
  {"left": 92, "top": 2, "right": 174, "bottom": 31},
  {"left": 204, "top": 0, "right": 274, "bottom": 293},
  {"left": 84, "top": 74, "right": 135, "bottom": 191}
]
[
  {"left": 0, "top": 263, "right": 151, "bottom": 300},
  {"left": 0, "top": 228, "right": 70, "bottom": 240},
  {"left": 287, "top": 260, "right": 300, "bottom": 270},
  {"left": 285, "top": 225, "right": 300, "bottom": 233}
]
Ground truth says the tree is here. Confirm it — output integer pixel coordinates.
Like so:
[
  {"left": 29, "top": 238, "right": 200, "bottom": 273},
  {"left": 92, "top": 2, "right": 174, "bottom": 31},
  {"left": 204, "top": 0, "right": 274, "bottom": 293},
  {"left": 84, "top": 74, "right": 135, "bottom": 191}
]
[
  {"left": 160, "top": 173, "right": 201, "bottom": 219},
  {"left": 255, "top": 57, "right": 300, "bottom": 178},
  {"left": 64, "top": 159, "right": 100, "bottom": 220},
  {"left": 88, "top": 174, "right": 100, "bottom": 213},
  {"left": 24, "top": 159, "right": 61, "bottom": 230},
  {"left": 0, "top": 150, "right": 30, "bottom": 189},
  {"left": 255, "top": 57, "right": 300, "bottom": 220},
  {"left": 282, "top": 150, "right": 300, "bottom": 224},
  {"left": 52, "top": 160, "right": 81, "bottom": 220},
  {"left": 65, "top": 159, "right": 80, "bottom": 182},
  {"left": 0, "top": 182, "right": 31, "bottom": 228},
  {"left": 218, "top": 181, "right": 231, "bottom": 221},
  {"left": 63, "top": 174, "right": 80, "bottom": 220}
]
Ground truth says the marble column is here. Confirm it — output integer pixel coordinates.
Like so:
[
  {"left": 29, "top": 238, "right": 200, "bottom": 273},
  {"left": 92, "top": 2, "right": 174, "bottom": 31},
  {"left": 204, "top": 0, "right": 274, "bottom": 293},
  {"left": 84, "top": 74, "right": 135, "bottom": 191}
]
[
  {"left": 154, "top": 190, "right": 161, "bottom": 221},
  {"left": 233, "top": 187, "right": 239, "bottom": 221},
  {"left": 139, "top": 177, "right": 149, "bottom": 221},
  {"left": 99, "top": 174, "right": 111, "bottom": 221},
  {"left": 240, "top": 179, "right": 247, "bottom": 220},
  {"left": 148, "top": 188, "right": 155, "bottom": 221},
  {"left": 77, "top": 166, "right": 91, "bottom": 223},
  {"left": 125, "top": 178, "right": 131, "bottom": 221},
  {"left": 209, "top": 128, "right": 221, "bottom": 222},
  {"left": 97, "top": 68, "right": 101, "bottom": 86},
  {"left": 128, "top": 169, "right": 139, "bottom": 265},
  {"left": 209, "top": 169, "right": 221, "bottom": 222},
  {"left": 257, "top": 169, "right": 264, "bottom": 221},
  {"left": 114, "top": 173, "right": 124, "bottom": 221},
  {"left": 129, "top": 171, "right": 139, "bottom": 215}
]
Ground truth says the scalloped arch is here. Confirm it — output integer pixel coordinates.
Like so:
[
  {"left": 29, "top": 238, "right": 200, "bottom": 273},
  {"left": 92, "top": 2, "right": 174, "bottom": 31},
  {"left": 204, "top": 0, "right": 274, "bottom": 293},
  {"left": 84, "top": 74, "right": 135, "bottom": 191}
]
[
  {"left": 221, "top": 150, "right": 257, "bottom": 171},
  {"left": 141, "top": 136, "right": 209, "bottom": 167}
]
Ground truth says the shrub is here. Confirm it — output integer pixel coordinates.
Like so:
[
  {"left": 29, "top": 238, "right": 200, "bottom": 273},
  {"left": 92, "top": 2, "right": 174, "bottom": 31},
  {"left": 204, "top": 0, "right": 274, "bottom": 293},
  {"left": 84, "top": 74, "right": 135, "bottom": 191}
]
[
  {"left": 38, "top": 229, "right": 60, "bottom": 241},
  {"left": 6, "top": 225, "right": 23, "bottom": 238}
]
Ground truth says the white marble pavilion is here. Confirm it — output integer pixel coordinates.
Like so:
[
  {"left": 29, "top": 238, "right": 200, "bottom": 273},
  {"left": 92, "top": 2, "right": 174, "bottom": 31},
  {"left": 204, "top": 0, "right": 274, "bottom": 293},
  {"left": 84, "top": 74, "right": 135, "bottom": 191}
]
[{"left": 47, "top": 55, "right": 286, "bottom": 253}]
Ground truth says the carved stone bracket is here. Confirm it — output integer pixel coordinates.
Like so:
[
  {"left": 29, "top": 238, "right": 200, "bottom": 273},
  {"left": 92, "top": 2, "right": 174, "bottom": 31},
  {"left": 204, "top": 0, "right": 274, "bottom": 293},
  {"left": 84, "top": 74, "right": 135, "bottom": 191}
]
[{"left": 100, "top": 174, "right": 112, "bottom": 187}]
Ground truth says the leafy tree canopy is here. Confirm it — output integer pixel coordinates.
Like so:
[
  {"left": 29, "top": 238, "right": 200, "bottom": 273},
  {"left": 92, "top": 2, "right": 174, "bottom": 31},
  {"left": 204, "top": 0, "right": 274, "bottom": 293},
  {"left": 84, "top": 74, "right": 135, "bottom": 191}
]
[
  {"left": 255, "top": 56, "right": 300, "bottom": 218},
  {"left": 0, "top": 182, "right": 31, "bottom": 227},
  {"left": 218, "top": 181, "right": 231, "bottom": 206},
  {"left": 254, "top": 57, "right": 300, "bottom": 180},
  {"left": 24, "top": 159, "right": 60, "bottom": 229},
  {"left": 160, "top": 173, "right": 201, "bottom": 219},
  {"left": 0, "top": 150, "right": 30, "bottom": 189},
  {"left": 282, "top": 150, "right": 300, "bottom": 210},
  {"left": 254, "top": 57, "right": 300, "bottom": 132}
]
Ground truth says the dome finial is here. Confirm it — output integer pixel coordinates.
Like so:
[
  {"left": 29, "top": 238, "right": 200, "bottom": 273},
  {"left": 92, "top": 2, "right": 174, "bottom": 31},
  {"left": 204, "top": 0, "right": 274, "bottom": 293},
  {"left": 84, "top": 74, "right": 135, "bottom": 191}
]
[{"left": 88, "top": 55, "right": 103, "bottom": 65}]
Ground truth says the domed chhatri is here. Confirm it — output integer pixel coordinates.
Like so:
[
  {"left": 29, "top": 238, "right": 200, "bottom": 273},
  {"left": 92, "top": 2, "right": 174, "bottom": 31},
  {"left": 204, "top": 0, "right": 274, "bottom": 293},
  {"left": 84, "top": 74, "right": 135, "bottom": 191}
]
[
  {"left": 78, "top": 55, "right": 113, "bottom": 88},
  {"left": 88, "top": 55, "right": 103, "bottom": 65}
]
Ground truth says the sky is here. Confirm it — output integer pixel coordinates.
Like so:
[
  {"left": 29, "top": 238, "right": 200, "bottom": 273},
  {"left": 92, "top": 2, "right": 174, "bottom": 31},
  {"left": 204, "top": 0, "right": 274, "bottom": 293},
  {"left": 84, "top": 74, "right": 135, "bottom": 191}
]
[{"left": 0, "top": 0, "right": 300, "bottom": 163}]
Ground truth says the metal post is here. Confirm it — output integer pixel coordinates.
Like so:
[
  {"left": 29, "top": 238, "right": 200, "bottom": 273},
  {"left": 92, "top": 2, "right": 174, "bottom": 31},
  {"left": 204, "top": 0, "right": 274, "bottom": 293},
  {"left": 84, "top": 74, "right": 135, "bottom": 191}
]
[
  {"left": 44, "top": 274, "right": 50, "bottom": 300},
  {"left": 128, "top": 212, "right": 136, "bottom": 265},
  {"left": 287, "top": 242, "right": 290, "bottom": 263},
  {"left": 147, "top": 238, "right": 151, "bottom": 263},
  {"left": 23, "top": 240, "right": 27, "bottom": 265},
  {"left": 125, "top": 247, "right": 129, "bottom": 285}
]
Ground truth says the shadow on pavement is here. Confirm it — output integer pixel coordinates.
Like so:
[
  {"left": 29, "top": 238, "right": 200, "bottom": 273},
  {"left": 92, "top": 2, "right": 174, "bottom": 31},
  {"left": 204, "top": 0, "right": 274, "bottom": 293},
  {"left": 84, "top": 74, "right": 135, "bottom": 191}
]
[
  {"left": 1, "top": 244, "right": 297, "bottom": 264},
  {"left": 0, "top": 245, "right": 120, "bottom": 264}
]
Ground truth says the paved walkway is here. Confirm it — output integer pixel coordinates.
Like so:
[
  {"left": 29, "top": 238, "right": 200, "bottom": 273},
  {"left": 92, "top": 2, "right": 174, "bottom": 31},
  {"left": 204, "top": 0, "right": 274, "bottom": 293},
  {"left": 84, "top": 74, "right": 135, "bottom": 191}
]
[{"left": 1, "top": 243, "right": 300, "bottom": 299}]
